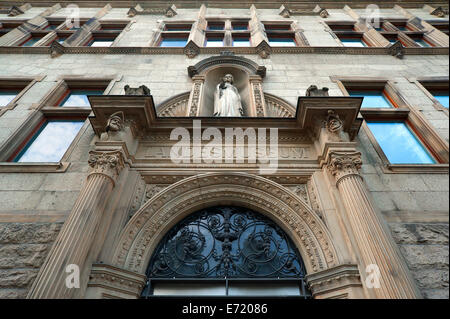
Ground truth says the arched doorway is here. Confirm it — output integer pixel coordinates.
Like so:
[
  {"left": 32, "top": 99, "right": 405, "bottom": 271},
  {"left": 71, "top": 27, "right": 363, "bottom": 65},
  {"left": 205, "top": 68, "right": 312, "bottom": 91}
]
[{"left": 141, "top": 206, "right": 311, "bottom": 298}]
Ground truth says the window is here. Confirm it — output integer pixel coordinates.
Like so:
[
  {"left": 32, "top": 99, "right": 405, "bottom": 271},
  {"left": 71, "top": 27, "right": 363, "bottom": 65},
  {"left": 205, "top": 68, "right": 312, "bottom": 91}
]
[
  {"left": 84, "top": 32, "right": 118, "bottom": 47},
  {"left": 366, "top": 122, "right": 436, "bottom": 164},
  {"left": 207, "top": 21, "right": 225, "bottom": 31},
  {"left": 0, "top": 90, "right": 19, "bottom": 107},
  {"left": 418, "top": 80, "right": 449, "bottom": 109},
  {"left": 20, "top": 36, "right": 41, "bottom": 47},
  {"left": 12, "top": 120, "right": 84, "bottom": 162},
  {"left": 159, "top": 34, "right": 188, "bottom": 47},
  {"left": 264, "top": 24, "right": 292, "bottom": 31},
  {"left": 268, "top": 35, "right": 296, "bottom": 47},
  {"left": 205, "top": 34, "right": 224, "bottom": 47},
  {"left": 348, "top": 91, "right": 393, "bottom": 108},
  {"left": 142, "top": 206, "right": 311, "bottom": 298},
  {"left": 340, "top": 37, "right": 367, "bottom": 47},
  {"left": 411, "top": 36, "right": 434, "bottom": 47},
  {"left": 164, "top": 23, "right": 192, "bottom": 32},
  {"left": 326, "top": 22, "right": 355, "bottom": 31},
  {"left": 232, "top": 35, "right": 250, "bottom": 47},
  {"left": 58, "top": 89, "right": 104, "bottom": 107},
  {"left": 89, "top": 40, "right": 114, "bottom": 47},
  {"left": 99, "top": 22, "right": 128, "bottom": 32},
  {"left": 232, "top": 21, "right": 248, "bottom": 31},
  {"left": 335, "top": 78, "right": 448, "bottom": 170}
]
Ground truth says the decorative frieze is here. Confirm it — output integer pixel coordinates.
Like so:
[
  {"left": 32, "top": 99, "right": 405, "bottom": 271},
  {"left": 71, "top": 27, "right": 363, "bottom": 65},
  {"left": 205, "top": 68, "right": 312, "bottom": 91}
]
[{"left": 127, "top": 4, "right": 177, "bottom": 17}]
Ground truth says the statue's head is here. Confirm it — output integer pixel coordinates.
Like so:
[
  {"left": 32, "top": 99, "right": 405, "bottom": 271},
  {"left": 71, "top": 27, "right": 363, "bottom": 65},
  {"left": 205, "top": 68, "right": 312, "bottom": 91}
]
[
  {"left": 106, "top": 111, "right": 124, "bottom": 132},
  {"left": 222, "top": 74, "right": 234, "bottom": 84}
]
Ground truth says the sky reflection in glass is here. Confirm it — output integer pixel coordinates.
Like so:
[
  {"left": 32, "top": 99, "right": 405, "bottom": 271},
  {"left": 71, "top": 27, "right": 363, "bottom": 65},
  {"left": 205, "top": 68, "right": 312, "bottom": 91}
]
[
  {"left": 367, "top": 122, "right": 435, "bottom": 164},
  {"left": 433, "top": 93, "right": 449, "bottom": 108},
  {"left": 350, "top": 91, "right": 393, "bottom": 108},
  {"left": 61, "top": 90, "right": 103, "bottom": 107},
  {"left": 341, "top": 39, "right": 366, "bottom": 47},
  {"left": 159, "top": 38, "right": 187, "bottom": 47},
  {"left": 0, "top": 91, "right": 17, "bottom": 106},
  {"left": 268, "top": 38, "right": 296, "bottom": 47},
  {"left": 16, "top": 121, "right": 84, "bottom": 162}
]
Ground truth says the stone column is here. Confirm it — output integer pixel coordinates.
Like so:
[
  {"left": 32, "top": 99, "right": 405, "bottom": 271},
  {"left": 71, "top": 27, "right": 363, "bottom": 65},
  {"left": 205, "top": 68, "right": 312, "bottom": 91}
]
[
  {"left": 27, "top": 150, "right": 124, "bottom": 299},
  {"left": 326, "top": 151, "right": 421, "bottom": 299}
]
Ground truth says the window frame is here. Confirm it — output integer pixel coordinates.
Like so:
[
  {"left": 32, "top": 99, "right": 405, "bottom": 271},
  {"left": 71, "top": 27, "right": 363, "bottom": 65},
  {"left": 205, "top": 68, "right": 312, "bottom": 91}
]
[
  {"left": 412, "top": 77, "right": 449, "bottom": 115},
  {"left": 333, "top": 76, "right": 449, "bottom": 173},
  {"left": 0, "top": 76, "right": 44, "bottom": 116}
]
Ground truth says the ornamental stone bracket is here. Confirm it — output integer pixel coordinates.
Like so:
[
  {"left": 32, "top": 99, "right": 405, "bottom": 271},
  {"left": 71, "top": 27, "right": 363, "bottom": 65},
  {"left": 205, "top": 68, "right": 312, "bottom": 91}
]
[
  {"left": 86, "top": 263, "right": 147, "bottom": 299},
  {"left": 279, "top": 5, "right": 329, "bottom": 18},
  {"left": 306, "top": 264, "right": 364, "bottom": 299},
  {"left": 8, "top": 3, "right": 32, "bottom": 16},
  {"left": 256, "top": 40, "right": 272, "bottom": 59},
  {"left": 184, "top": 40, "right": 200, "bottom": 59},
  {"left": 388, "top": 41, "right": 405, "bottom": 59}
]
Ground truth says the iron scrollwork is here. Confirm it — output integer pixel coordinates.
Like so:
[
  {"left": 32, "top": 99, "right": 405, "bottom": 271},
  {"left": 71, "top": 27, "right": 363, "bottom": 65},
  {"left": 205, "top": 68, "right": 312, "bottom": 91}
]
[{"left": 146, "top": 206, "right": 307, "bottom": 279}]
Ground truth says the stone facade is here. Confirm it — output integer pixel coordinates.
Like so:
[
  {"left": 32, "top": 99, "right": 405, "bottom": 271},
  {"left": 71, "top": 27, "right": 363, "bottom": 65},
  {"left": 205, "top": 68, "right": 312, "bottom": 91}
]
[{"left": 0, "top": 1, "right": 448, "bottom": 299}]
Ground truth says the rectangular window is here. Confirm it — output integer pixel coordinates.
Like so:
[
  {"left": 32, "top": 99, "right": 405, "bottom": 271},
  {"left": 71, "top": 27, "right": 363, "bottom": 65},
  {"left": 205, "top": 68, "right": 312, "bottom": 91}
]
[
  {"left": 0, "top": 90, "right": 19, "bottom": 107},
  {"left": 264, "top": 24, "right": 292, "bottom": 31},
  {"left": 348, "top": 91, "right": 393, "bottom": 108},
  {"left": 58, "top": 89, "right": 104, "bottom": 107},
  {"left": 232, "top": 35, "right": 250, "bottom": 47},
  {"left": 20, "top": 37, "right": 41, "bottom": 47},
  {"left": 327, "top": 23, "right": 355, "bottom": 31},
  {"left": 207, "top": 22, "right": 225, "bottom": 31},
  {"left": 232, "top": 22, "right": 248, "bottom": 31},
  {"left": 205, "top": 35, "right": 224, "bottom": 47},
  {"left": 340, "top": 38, "right": 367, "bottom": 47},
  {"left": 366, "top": 122, "right": 436, "bottom": 164},
  {"left": 13, "top": 120, "right": 84, "bottom": 162},
  {"left": 268, "top": 35, "right": 296, "bottom": 47},
  {"left": 159, "top": 35, "right": 188, "bottom": 47},
  {"left": 89, "top": 40, "right": 114, "bottom": 47},
  {"left": 164, "top": 24, "right": 192, "bottom": 32},
  {"left": 432, "top": 92, "right": 449, "bottom": 108},
  {"left": 417, "top": 81, "right": 449, "bottom": 109}
]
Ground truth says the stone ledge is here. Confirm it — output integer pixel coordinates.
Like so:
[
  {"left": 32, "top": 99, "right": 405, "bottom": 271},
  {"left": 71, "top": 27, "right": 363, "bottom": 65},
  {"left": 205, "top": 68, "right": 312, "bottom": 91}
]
[{"left": 0, "top": 162, "right": 70, "bottom": 173}]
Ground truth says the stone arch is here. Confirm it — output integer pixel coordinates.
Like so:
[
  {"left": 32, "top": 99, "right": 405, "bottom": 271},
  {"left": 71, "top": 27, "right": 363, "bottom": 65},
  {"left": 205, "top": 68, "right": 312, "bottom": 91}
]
[
  {"left": 187, "top": 54, "right": 266, "bottom": 78},
  {"left": 112, "top": 173, "right": 339, "bottom": 276}
]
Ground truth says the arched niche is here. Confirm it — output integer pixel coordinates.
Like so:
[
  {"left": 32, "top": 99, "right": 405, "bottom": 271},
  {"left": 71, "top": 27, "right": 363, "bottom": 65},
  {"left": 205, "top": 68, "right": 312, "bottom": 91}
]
[{"left": 201, "top": 66, "right": 250, "bottom": 116}]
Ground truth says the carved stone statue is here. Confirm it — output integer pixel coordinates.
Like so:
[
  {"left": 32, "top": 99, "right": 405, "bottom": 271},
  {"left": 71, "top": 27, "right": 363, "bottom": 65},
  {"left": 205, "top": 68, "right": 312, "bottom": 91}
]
[{"left": 213, "top": 74, "right": 243, "bottom": 117}]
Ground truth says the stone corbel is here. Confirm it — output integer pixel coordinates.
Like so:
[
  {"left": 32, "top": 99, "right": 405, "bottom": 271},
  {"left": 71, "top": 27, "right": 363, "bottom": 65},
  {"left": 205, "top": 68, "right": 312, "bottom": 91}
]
[
  {"left": 256, "top": 40, "right": 271, "bottom": 59},
  {"left": 388, "top": 41, "right": 404, "bottom": 59},
  {"left": 184, "top": 40, "right": 200, "bottom": 59},
  {"left": 50, "top": 41, "right": 65, "bottom": 58},
  {"left": 86, "top": 263, "right": 147, "bottom": 299},
  {"left": 313, "top": 5, "right": 329, "bottom": 18},
  {"left": 249, "top": 76, "right": 267, "bottom": 117},
  {"left": 165, "top": 4, "right": 178, "bottom": 17},
  {"left": 8, "top": 3, "right": 32, "bottom": 16},
  {"left": 279, "top": 5, "right": 291, "bottom": 18},
  {"left": 424, "top": 5, "right": 448, "bottom": 18},
  {"left": 187, "top": 75, "right": 205, "bottom": 116},
  {"left": 306, "top": 264, "right": 364, "bottom": 299}
]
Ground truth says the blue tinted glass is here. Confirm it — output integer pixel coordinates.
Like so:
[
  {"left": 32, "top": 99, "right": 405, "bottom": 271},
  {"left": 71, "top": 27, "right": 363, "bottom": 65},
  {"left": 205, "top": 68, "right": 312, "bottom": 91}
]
[
  {"left": 367, "top": 122, "right": 435, "bottom": 164},
  {"left": 208, "top": 24, "right": 224, "bottom": 30},
  {"left": 61, "top": 90, "right": 103, "bottom": 107},
  {"left": 350, "top": 91, "right": 393, "bottom": 108},
  {"left": 434, "top": 93, "right": 449, "bottom": 108},
  {"left": 0, "top": 91, "right": 18, "bottom": 106},
  {"left": 268, "top": 38, "right": 296, "bottom": 47},
  {"left": 15, "top": 121, "right": 84, "bottom": 162},
  {"left": 45, "top": 24, "right": 58, "bottom": 30},
  {"left": 341, "top": 39, "right": 366, "bottom": 47},
  {"left": 22, "top": 37, "right": 40, "bottom": 47},
  {"left": 205, "top": 39, "right": 224, "bottom": 47},
  {"left": 233, "top": 38, "right": 250, "bottom": 47},
  {"left": 232, "top": 24, "right": 248, "bottom": 30},
  {"left": 160, "top": 38, "right": 187, "bottom": 47},
  {"left": 415, "top": 39, "right": 431, "bottom": 47}
]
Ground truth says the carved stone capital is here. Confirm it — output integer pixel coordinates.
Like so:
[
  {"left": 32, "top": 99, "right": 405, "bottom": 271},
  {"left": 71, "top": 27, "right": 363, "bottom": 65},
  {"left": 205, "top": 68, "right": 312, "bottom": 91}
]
[
  {"left": 88, "top": 150, "right": 125, "bottom": 185},
  {"left": 326, "top": 151, "right": 362, "bottom": 184},
  {"left": 87, "top": 263, "right": 147, "bottom": 299},
  {"left": 306, "top": 264, "right": 362, "bottom": 298}
]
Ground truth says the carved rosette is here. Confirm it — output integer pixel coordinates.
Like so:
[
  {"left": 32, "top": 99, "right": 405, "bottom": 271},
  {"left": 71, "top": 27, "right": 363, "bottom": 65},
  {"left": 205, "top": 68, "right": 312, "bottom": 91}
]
[
  {"left": 88, "top": 151, "right": 125, "bottom": 185},
  {"left": 326, "top": 151, "right": 362, "bottom": 185}
]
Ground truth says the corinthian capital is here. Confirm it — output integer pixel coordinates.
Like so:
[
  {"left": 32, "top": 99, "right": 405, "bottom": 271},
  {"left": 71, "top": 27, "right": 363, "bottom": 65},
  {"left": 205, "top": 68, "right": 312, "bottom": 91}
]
[
  {"left": 88, "top": 150, "right": 125, "bottom": 185},
  {"left": 327, "top": 151, "right": 362, "bottom": 184}
]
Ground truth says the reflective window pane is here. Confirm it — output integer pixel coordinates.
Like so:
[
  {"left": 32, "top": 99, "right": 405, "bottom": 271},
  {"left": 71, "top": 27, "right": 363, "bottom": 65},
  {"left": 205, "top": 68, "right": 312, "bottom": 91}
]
[
  {"left": 21, "top": 37, "right": 40, "bottom": 47},
  {"left": 15, "top": 120, "right": 84, "bottom": 162},
  {"left": 415, "top": 39, "right": 431, "bottom": 47},
  {"left": 367, "top": 122, "right": 436, "bottom": 164},
  {"left": 60, "top": 90, "right": 103, "bottom": 107},
  {"left": 433, "top": 92, "right": 449, "bottom": 108},
  {"left": 268, "top": 37, "right": 296, "bottom": 47},
  {"left": 90, "top": 40, "right": 113, "bottom": 47},
  {"left": 159, "top": 38, "right": 187, "bottom": 47},
  {"left": 0, "top": 91, "right": 18, "bottom": 106},
  {"left": 233, "top": 38, "right": 250, "bottom": 47},
  {"left": 341, "top": 39, "right": 367, "bottom": 47},
  {"left": 205, "top": 38, "right": 224, "bottom": 47},
  {"left": 349, "top": 91, "right": 393, "bottom": 108}
]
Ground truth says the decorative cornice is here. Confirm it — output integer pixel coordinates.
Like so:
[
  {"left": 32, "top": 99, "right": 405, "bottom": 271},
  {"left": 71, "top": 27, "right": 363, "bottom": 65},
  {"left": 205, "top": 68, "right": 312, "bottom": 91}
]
[
  {"left": 88, "top": 150, "right": 125, "bottom": 185},
  {"left": 326, "top": 151, "right": 362, "bottom": 185},
  {"left": 0, "top": 46, "right": 447, "bottom": 57}
]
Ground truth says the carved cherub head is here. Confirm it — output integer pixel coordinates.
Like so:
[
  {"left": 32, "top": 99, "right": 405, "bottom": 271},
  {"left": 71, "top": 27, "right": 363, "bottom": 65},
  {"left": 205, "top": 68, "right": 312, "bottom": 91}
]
[{"left": 106, "top": 111, "right": 124, "bottom": 132}]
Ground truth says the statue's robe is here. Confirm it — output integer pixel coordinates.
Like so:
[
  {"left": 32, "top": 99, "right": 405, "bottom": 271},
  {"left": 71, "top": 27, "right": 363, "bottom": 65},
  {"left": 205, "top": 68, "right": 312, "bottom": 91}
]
[{"left": 213, "top": 82, "right": 243, "bottom": 117}]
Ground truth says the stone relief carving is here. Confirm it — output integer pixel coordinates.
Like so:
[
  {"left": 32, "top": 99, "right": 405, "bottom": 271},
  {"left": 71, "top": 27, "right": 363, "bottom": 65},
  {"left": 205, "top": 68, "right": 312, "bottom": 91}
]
[
  {"left": 113, "top": 173, "right": 337, "bottom": 274},
  {"left": 100, "top": 111, "right": 125, "bottom": 141},
  {"left": 189, "top": 81, "right": 202, "bottom": 116},
  {"left": 327, "top": 151, "right": 363, "bottom": 185},
  {"left": 145, "top": 184, "right": 167, "bottom": 200},
  {"left": 388, "top": 41, "right": 404, "bottom": 59},
  {"left": 214, "top": 74, "right": 243, "bottom": 117},
  {"left": 184, "top": 41, "right": 200, "bottom": 59},
  {"left": 430, "top": 6, "right": 448, "bottom": 18},
  {"left": 88, "top": 150, "right": 125, "bottom": 184},
  {"left": 306, "top": 85, "right": 329, "bottom": 97}
]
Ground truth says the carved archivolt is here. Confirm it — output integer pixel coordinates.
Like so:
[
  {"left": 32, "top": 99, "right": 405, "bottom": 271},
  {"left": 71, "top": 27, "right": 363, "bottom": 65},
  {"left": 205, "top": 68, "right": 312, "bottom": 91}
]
[
  {"left": 155, "top": 91, "right": 295, "bottom": 118},
  {"left": 111, "top": 173, "right": 338, "bottom": 275}
]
